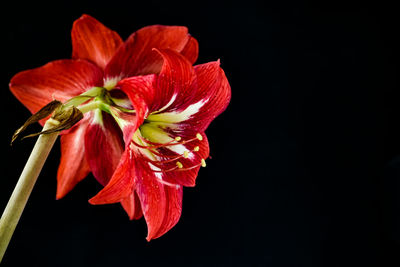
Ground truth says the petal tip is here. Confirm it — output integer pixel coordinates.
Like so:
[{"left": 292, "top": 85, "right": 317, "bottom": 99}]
[
  {"left": 76, "top": 13, "right": 94, "bottom": 22},
  {"left": 55, "top": 189, "right": 67, "bottom": 200},
  {"left": 56, "top": 180, "right": 73, "bottom": 200},
  {"left": 146, "top": 233, "right": 157, "bottom": 242},
  {"left": 184, "top": 180, "right": 196, "bottom": 187},
  {"left": 88, "top": 195, "right": 102, "bottom": 205}
]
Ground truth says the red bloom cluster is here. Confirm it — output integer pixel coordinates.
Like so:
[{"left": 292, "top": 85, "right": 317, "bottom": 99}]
[{"left": 9, "top": 14, "right": 231, "bottom": 240}]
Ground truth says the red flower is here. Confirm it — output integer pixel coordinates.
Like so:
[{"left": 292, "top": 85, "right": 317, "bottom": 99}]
[
  {"left": 9, "top": 14, "right": 199, "bottom": 212},
  {"left": 9, "top": 14, "right": 231, "bottom": 240},
  {"left": 89, "top": 49, "right": 230, "bottom": 240}
]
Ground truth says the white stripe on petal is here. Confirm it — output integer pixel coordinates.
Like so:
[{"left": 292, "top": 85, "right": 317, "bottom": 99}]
[
  {"left": 148, "top": 162, "right": 179, "bottom": 188},
  {"left": 157, "top": 93, "right": 178, "bottom": 113},
  {"left": 168, "top": 144, "right": 195, "bottom": 159},
  {"left": 147, "top": 98, "right": 209, "bottom": 123},
  {"left": 148, "top": 162, "right": 164, "bottom": 180}
]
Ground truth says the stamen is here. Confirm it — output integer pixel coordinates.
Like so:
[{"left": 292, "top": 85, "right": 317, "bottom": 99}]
[
  {"left": 132, "top": 134, "right": 203, "bottom": 150},
  {"left": 132, "top": 133, "right": 206, "bottom": 174},
  {"left": 201, "top": 159, "right": 206, "bottom": 167},
  {"left": 176, "top": 161, "right": 183, "bottom": 169},
  {"left": 151, "top": 159, "right": 207, "bottom": 173},
  {"left": 144, "top": 147, "right": 194, "bottom": 163},
  {"left": 131, "top": 139, "right": 176, "bottom": 149},
  {"left": 152, "top": 166, "right": 179, "bottom": 173},
  {"left": 176, "top": 160, "right": 206, "bottom": 171},
  {"left": 137, "top": 135, "right": 179, "bottom": 148}
]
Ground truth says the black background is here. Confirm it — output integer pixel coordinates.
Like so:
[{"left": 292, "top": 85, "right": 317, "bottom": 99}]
[{"left": 1, "top": 0, "right": 400, "bottom": 266}]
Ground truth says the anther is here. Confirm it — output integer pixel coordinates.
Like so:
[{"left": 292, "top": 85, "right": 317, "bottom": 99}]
[
  {"left": 176, "top": 161, "right": 183, "bottom": 169},
  {"left": 152, "top": 158, "right": 207, "bottom": 173},
  {"left": 193, "top": 146, "right": 200, "bottom": 152},
  {"left": 183, "top": 151, "right": 189, "bottom": 158},
  {"left": 201, "top": 159, "right": 206, "bottom": 167},
  {"left": 175, "top": 136, "right": 182, "bottom": 141},
  {"left": 196, "top": 133, "right": 203, "bottom": 141}
]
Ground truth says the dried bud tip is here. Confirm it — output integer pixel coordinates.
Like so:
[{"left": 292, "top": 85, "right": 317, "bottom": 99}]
[
  {"left": 11, "top": 100, "right": 62, "bottom": 145},
  {"left": 11, "top": 101, "right": 83, "bottom": 145}
]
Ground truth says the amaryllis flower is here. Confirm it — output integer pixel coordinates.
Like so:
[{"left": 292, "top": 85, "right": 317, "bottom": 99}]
[
  {"left": 9, "top": 14, "right": 199, "bottom": 216},
  {"left": 9, "top": 14, "right": 230, "bottom": 240},
  {"left": 89, "top": 49, "right": 231, "bottom": 240}
]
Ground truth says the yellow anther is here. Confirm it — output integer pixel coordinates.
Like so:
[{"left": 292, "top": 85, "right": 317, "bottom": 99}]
[
  {"left": 176, "top": 161, "right": 183, "bottom": 169},
  {"left": 183, "top": 151, "right": 189, "bottom": 158},
  {"left": 201, "top": 159, "right": 206, "bottom": 167},
  {"left": 175, "top": 136, "right": 182, "bottom": 141},
  {"left": 196, "top": 133, "right": 203, "bottom": 141},
  {"left": 193, "top": 146, "right": 200, "bottom": 152}
]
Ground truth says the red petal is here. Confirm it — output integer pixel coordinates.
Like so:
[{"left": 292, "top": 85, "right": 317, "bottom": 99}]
[
  {"left": 132, "top": 158, "right": 165, "bottom": 240},
  {"left": 191, "top": 61, "right": 231, "bottom": 131},
  {"left": 120, "top": 191, "right": 143, "bottom": 220},
  {"left": 91, "top": 141, "right": 185, "bottom": 239},
  {"left": 105, "top": 25, "right": 194, "bottom": 80},
  {"left": 117, "top": 49, "right": 196, "bottom": 117},
  {"left": 9, "top": 59, "right": 103, "bottom": 124},
  {"left": 132, "top": 156, "right": 183, "bottom": 240},
  {"left": 117, "top": 75, "right": 157, "bottom": 137},
  {"left": 71, "top": 14, "right": 123, "bottom": 70},
  {"left": 160, "top": 61, "right": 231, "bottom": 132},
  {"left": 193, "top": 61, "right": 231, "bottom": 126},
  {"left": 108, "top": 106, "right": 138, "bottom": 145},
  {"left": 180, "top": 36, "right": 199, "bottom": 64},
  {"left": 153, "top": 49, "right": 197, "bottom": 112},
  {"left": 150, "top": 185, "right": 182, "bottom": 240},
  {"left": 85, "top": 112, "right": 124, "bottom": 186},
  {"left": 89, "top": 149, "right": 134, "bottom": 204},
  {"left": 56, "top": 118, "right": 91, "bottom": 199}
]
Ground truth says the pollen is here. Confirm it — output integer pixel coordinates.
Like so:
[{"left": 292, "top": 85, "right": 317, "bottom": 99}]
[
  {"left": 193, "top": 146, "right": 200, "bottom": 152},
  {"left": 201, "top": 159, "right": 206, "bottom": 167},
  {"left": 176, "top": 161, "right": 183, "bottom": 169},
  {"left": 183, "top": 151, "right": 189, "bottom": 158},
  {"left": 175, "top": 136, "right": 182, "bottom": 141},
  {"left": 196, "top": 133, "right": 203, "bottom": 141}
]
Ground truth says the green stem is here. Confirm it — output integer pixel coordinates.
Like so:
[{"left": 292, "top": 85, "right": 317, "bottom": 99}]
[
  {"left": 0, "top": 119, "right": 60, "bottom": 262},
  {"left": 78, "top": 100, "right": 102, "bottom": 114}
]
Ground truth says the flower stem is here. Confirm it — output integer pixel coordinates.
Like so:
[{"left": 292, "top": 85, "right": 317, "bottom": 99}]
[{"left": 0, "top": 119, "right": 60, "bottom": 262}]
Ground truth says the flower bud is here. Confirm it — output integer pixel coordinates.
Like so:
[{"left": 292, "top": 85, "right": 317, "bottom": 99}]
[{"left": 11, "top": 100, "right": 83, "bottom": 144}]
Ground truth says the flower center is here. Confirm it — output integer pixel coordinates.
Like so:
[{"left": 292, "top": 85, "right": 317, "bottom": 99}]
[{"left": 130, "top": 122, "right": 206, "bottom": 178}]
